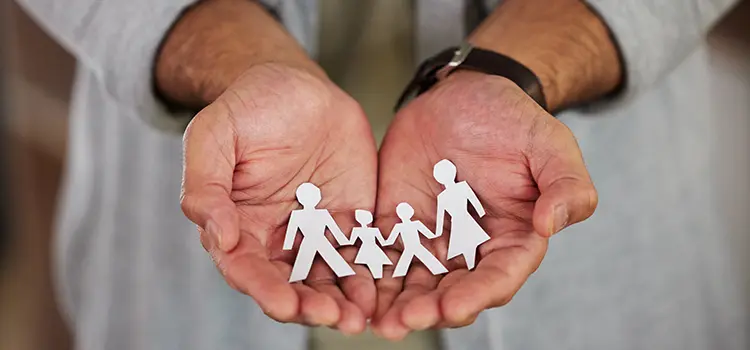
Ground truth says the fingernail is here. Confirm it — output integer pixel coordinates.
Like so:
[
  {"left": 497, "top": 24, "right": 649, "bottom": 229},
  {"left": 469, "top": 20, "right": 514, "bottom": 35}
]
[
  {"left": 206, "top": 220, "right": 224, "bottom": 251},
  {"left": 552, "top": 204, "right": 569, "bottom": 235}
]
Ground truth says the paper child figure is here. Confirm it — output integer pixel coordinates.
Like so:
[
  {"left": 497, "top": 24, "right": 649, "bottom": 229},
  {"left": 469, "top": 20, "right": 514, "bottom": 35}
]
[
  {"left": 350, "top": 210, "right": 392, "bottom": 279},
  {"left": 283, "top": 183, "right": 356, "bottom": 282},
  {"left": 383, "top": 202, "right": 448, "bottom": 277},
  {"left": 433, "top": 159, "right": 490, "bottom": 270}
]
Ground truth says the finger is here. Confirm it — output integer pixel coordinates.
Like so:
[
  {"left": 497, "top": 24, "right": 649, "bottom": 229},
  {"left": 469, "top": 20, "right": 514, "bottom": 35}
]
[
  {"left": 433, "top": 313, "right": 479, "bottom": 329},
  {"left": 308, "top": 279, "right": 367, "bottom": 335},
  {"left": 181, "top": 105, "right": 240, "bottom": 251},
  {"left": 400, "top": 269, "right": 468, "bottom": 330},
  {"left": 371, "top": 210, "right": 405, "bottom": 322},
  {"left": 338, "top": 246, "right": 377, "bottom": 318},
  {"left": 528, "top": 123, "right": 598, "bottom": 236},
  {"left": 439, "top": 243, "right": 544, "bottom": 327},
  {"left": 291, "top": 283, "right": 340, "bottom": 327},
  {"left": 373, "top": 248, "right": 403, "bottom": 322},
  {"left": 209, "top": 239, "right": 299, "bottom": 322},
  {"left": 371, "top": 265, "right": 438, "bottom": 341},
  {"left": 533, "top": 176, "right": 598, "bottom": 237},
  {"left": 306, "top": 258, "right": 367, "bottom": 335},
  {"left": 199, "top": 228, "right": 240, "bottom": 291},
  {"left": 331, "top": 211, "right": 377, "bottom": 319}
]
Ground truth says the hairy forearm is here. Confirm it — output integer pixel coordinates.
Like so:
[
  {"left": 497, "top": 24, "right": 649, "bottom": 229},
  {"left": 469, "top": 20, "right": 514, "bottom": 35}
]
[
  {"left": 155, "top": 0, "right": 324, "bottom": 109},
  {"left": 468, "top": 0, "right": 622, "bottom": 111}
]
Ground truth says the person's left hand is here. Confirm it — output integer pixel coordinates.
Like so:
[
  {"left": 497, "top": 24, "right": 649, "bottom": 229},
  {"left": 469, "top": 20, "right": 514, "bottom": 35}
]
[{"left": 371, "top": 71, "right": 598, "bottom": 340}]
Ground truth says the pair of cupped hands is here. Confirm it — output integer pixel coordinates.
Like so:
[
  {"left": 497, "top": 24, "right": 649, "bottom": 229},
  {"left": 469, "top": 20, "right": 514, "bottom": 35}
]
[{"left": 180, "top": 63, "right": 598, "bottom": 340}]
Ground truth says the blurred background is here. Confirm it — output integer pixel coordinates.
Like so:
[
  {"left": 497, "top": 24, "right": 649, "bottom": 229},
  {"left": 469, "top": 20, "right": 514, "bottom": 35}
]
[
  {"left": 1, "top": 0, "right": 73, "bottom": 349},
  {"left": 0, "top": 0, "right": 749, "bottom": 349}
]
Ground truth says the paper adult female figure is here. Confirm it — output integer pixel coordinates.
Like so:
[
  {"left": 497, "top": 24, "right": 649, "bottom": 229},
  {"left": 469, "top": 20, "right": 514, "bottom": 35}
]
[
  {"left": 433, "top": 159, "right": 490, "bottom": 270},
  {"left": 350, "top": 209, "right": 392, "bottom": 279}
]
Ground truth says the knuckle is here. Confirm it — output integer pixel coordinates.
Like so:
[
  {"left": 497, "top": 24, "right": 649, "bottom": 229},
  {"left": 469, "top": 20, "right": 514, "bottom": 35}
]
[
  {"left": 581, "top": 185, "right": 599, "bottom": 218},
  {"left": 263, "top": 307, "right": 296, "bottom": 324},
  {"left": 182, "top": 107, "right": 216, "bottom": 144},
  {"left": 495, "top": 293, "right": 514, "bottom": 308},
  {"left": 179, "top": 193, "right": 198, "bottom": 219},
  {"left": 224, "top": 278, "right": 239, "bottom": 291},
  {"left": 450, "top": 313, "right": 480, "bottom": 329},
  {"left": 444, "top": 306, "right": 477, "bottom": 327},
  {"left": 198, "top": 229, "right": 211, "bottom": 251}
]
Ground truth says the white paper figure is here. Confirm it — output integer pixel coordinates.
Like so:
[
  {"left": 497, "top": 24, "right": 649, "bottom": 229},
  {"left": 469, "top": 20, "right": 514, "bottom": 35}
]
[
  {"left": 283, "top": 183, "right": 356, "bottom": 282},
  {"left": 433, "top": 159, "right": 490, "bottom": 270},
  {"left": 383, "top": 202, "right": 448, "bottom": 277},
  {"left": 350, "top": 210, "right": 392, "bottom": 279}
]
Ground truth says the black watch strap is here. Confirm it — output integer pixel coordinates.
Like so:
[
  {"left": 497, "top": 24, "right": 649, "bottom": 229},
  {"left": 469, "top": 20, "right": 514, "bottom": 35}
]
[{"left": 395, "top": 44, "right": 548, "bottom": 111}]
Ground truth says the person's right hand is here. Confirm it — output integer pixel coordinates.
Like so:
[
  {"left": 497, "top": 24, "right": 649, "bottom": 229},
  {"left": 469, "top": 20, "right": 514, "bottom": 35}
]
[{"left": 180, "top": 63, "right": 378, "bottom": 334}]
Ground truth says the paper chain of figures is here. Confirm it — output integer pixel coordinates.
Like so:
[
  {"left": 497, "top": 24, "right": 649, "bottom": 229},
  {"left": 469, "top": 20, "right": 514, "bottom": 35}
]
[{"left": 283, "top": 159, "right": 490, "bottom": 282}]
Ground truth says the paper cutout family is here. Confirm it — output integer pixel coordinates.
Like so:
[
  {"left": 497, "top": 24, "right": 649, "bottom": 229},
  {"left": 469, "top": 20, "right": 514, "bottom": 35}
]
[{"left": 283, "top": 159, "right": 490, "bottom": 282}]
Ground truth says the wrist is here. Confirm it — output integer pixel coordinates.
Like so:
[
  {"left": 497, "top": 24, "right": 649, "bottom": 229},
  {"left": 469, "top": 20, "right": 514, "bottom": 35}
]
[
  {"left": 467, "top": 0, "right": 622, "bottom": 111},
  {"left": 189, "top": 52, "right": 325, "bottom": 106},
  {"left": 441, "top": 70, "right": 548, "bottom": 114},
  {"left": 154, "top": 0, "right": 326, "bottom": 110}
]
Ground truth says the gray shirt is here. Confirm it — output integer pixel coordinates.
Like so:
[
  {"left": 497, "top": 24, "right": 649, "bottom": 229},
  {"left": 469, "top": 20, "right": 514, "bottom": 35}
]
[{"left": 15, "top": 0, "right": 750, "bottom": 349}]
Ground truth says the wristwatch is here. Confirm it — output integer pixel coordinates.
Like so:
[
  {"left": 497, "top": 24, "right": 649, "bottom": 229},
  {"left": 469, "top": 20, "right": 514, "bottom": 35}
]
[{"left": 395, "top": 42, "right": 548, "bottom": 111}]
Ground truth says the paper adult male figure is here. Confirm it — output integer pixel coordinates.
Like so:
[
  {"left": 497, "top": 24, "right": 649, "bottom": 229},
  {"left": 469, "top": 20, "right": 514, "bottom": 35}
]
[
  {"left": 383, "top": 202, "right": 448, "bottom": 277},
  {"left": 350, "top": 209, "right": 392, "bottom": 279},
  {"left": 283, "top": 183, "right": 356, "bottom": 282},
  {"left": 433, "top": 159, "right": 490, "bottom": 270}
]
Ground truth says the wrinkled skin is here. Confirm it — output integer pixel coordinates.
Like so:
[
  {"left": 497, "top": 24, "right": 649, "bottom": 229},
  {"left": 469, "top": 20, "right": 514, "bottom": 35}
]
[
  {"left": 181, "top": 64, "right": 378, "bottom": 334},
  {"left": 372, "top": 71, "right": 598, "bottom": 340}
]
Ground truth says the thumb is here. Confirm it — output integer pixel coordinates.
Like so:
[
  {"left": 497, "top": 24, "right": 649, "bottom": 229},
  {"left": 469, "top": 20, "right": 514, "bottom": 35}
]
[
  {"left": 180, "top": 107, "right": 240, "bottom": 252},
  {"left": 529, "top": 123, "right": 598, "bottom": 237}
]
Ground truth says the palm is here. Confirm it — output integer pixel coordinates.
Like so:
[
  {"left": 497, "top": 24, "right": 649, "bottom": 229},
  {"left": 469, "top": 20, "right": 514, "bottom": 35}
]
[
  {"left": 182, "top": 65, "right": 378, "bottom": 333},
  {"left": 373, "top": 72, "right": 591, "bottom": 339}
]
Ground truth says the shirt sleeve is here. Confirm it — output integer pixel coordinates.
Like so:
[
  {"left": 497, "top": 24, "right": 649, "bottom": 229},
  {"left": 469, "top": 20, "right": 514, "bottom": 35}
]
[
  {"left": 585, "top": 0, "right": 740, "bottom": 103},
  {"left": 15, "top": 0, "right": 285, "bottom": 133}
]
